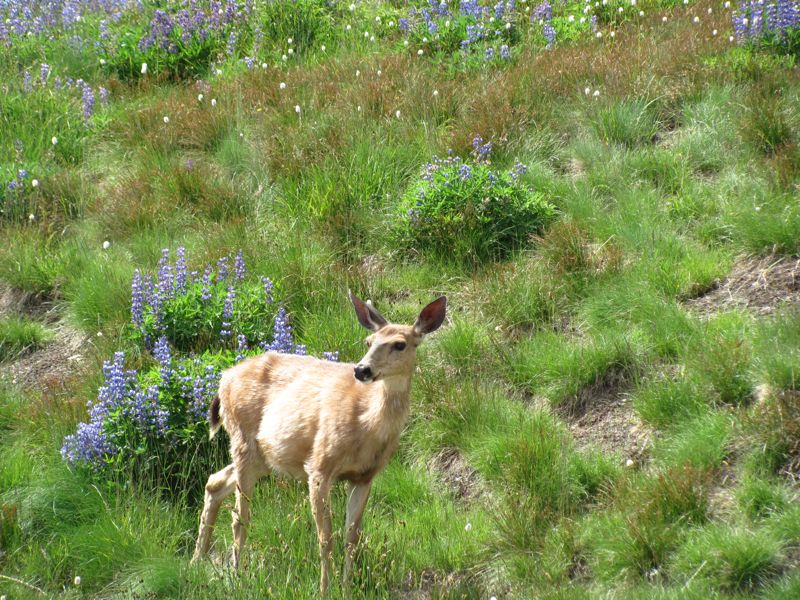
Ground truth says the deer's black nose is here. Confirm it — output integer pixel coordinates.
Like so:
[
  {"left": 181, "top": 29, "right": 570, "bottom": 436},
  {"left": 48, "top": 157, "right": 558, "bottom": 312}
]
[{"left": 354, "top": 365, "right": 373, "bottom": 382}]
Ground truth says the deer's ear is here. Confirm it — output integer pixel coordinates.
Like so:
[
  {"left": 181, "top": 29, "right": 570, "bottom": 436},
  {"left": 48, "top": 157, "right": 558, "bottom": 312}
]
[
  {"left": 413, "top": 296, "right": 447, "bottom": 336},
  {"left": 349, "top": 290, "right": 388, "bottom": 331}
]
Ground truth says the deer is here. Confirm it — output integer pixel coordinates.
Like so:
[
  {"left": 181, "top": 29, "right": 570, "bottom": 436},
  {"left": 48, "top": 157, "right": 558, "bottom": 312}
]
[{"left": 191, "top": 291, "right": 447, "bottom": 595}]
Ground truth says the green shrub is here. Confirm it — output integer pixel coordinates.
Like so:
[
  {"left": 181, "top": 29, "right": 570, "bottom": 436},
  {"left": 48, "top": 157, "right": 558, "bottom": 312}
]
[{"left": 395, "top": 144, "right": 556, "bottom": 263}]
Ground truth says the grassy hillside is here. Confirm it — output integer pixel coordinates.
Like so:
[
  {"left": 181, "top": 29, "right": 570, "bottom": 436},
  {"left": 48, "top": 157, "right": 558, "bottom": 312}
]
[{"left": 1, "top": 1, "right": 799, "bottom": 598}]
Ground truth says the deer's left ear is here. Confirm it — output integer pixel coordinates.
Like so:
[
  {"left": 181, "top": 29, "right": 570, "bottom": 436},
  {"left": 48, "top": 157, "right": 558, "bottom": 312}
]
[
  {"left": 413, "top": 296, "right": 447, "bottom": 336},
  {"left": 349, "top": 290, "right": 388, "bottom": 331}
]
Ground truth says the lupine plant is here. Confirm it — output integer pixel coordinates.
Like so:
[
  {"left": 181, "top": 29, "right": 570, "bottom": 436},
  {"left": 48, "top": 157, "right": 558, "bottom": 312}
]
[
  {"left": 63, "top": 248, "right": 338, "bottom": 492},
  {"left": 395, "top": 136, "right": 556, "bottom": 262},
  {"left": 732, "top": 0, "right": 800, "bottom": 57}
]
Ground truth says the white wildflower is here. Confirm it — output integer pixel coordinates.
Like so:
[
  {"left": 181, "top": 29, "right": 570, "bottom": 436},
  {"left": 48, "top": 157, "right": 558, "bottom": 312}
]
[
  {"left": 163, "top": 116, "right": 169, "bottom": 123},
  {"left": 141, "top": 62, "right": 148, "bottom": 74},
  {"left": 31, "top": 179, "right": 39, "bottom": 188},
  {"left": 279, "top": 82, "right": 287, "bottom": 89},
  {"left": 102, "top": 240, "right": 111, "bottom": 250}
]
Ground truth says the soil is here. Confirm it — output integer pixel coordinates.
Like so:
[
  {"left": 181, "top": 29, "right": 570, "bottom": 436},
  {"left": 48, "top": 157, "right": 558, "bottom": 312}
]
[
  {"left": 427, "top": 447, "right": 487, "bottom": 505},
  {"left": 686, "top": 253, "right": 800, "bottom": 317},
  {"left": 1, "top": 282, "right": 91, "bottom": 390},
  {"left": 565, "top": 369, "right": 653, "bottom": 465}
]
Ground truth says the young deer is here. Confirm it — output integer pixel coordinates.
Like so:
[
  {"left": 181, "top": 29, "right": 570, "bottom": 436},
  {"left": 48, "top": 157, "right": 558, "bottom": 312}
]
[{"left": 192, "top": 292, "right": 447, "bottom": 595}]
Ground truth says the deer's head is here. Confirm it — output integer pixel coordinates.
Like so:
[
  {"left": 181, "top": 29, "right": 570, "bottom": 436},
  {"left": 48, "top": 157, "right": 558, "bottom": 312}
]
[{"left": 349, "top": 292, "right": 447, "bottom": 384}]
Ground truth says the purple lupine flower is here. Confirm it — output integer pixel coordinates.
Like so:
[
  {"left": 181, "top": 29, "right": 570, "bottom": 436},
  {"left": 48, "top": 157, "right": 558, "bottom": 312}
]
[
  {"left": 157, "top": 248, "right": 174, "bottom": 302},
  {"left": 130, "top": 385, "right": 169, "bottom": 435},
  {"left": 234, "top": 250, "right": 246, "bottom": 282},
  {"left": 217, "top": 256, "right": 228, "bottom": 282},
  {"left": 201, "top": 265, "right": 213, "bottom": 301},
  {"left": 472, "top": 135, "right": 493, "bottom": 160},
  {"left": 484, "top": 47, "right": 495, "bottom": 61},
  {"left": 131, "top": 269, "right": 145, "bottom": 328},
  {"left": 23, "top": 70, "right": 32, "bottom": 92},
  {"left": 174, "top": 246, "right": 187, "bottom": 295},
  {"left": 220, "top": 284, "right": 235, "bottom": 338},
  {"left": 236, "top": 334, "right": 248, "bottom": 362},
  {"left": 511, "top": 161, "right": 528, "bottom": 181},
  {"left": 459, "top": 164, "right": 472, "bottom": 180},
  {"left": 543, "top": 23, "right": 556, "bottom": 46},
  {"left": 190, "top": 375, "right": 207, "bottom": 419},
  {"left": 153, "top": 335, "right": 174, "bottom": 385},
  {"left": 500, "top": 44, "right": 511, "bottom": 59},
  {"left": 82, "top": 85, "right": 95, "bottom": 123},
  {"left": 40, "top": 63, "right": 50, "bottom": 85},
  {"left": 99, "top": 86, "right": 109, "bottom": 106},
  {"left": 323, "top": 351, "right": 340, "bottom": 362},
  {"left": 531, "top": 1, "right": 552, "bottom": 21},
  {"left": 261, "top": 306, "right": 296, "bottom": 354},
  {"left": 261, "top": 276, "right": 274, "bottom": 303}
]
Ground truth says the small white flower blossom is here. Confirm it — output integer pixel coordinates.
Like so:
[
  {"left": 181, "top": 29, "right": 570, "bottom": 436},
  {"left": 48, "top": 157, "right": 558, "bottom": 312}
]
[
  {"left": 610, "top": 31, "right": 616, "bottom": 37},
  {"left": 395, "top": 110, "right": 401, "bottom": 118},
  {"left": 279, "top": 82, "right": 287, "bottom": 90},
  {"left": 712, "top": 29, "right": 718, "bottom": 36},
  {"left": 141, "top": 62, "right": 148, "bottom": 74},
  {"left": 102, "top": 240, "right": 111, "bottom": 250},
  {"left": 433, "top": 89, "right": 439, "bottom": 97},
  {"left": 593, "top": 89, "right": 600, "bottom": 97},
  {"left": 639, "top": 10, "right": 644, "bottom": 16},
  {"left": 464, "top": 522, "right": 472, "bottom": 532},
  {"left": 320, "top": 45, "right": 326, "bottom": 52},
  {"left": 261, "top": 62, "right": 268, "bottom": 69},
  {"left": 28, "top": 213, "right": 36, "bottom": 221},
  {"left": 74, "top": 576, "right": 82, "bottom": 586},
  {"left": 417, "top": 48, "right": 424, "bottom": 55},
  {"left": 211, "top": 98, "right": 217, "bottom": 107},
  {"left": 662, "top": 15, "right": 668, "bottom": 22},
  {"left": 584, "top": 86, "right": 591, "bottom": 95},
  {"left": 288, "top": 48, "right": 294, "bottom": 55},
  {"left": 349, "top": 3, "right": 355, "bottom": 11},
  {"left": 282, "top": 54, "right": 288, "bottom": 61},
  {"left": 346, "top": 24, "right": 352, "bottom": 31},
  {"left": 198, "top": 93, "right": 204, "bottom": 102},
  {"left": 163, "top": 116, "right": 170, "bottom": 123},
  {"left": 288, "top": 37, "right": 293, "bottom": 44},
  {"left": 31, "top": 179, "right": 39, "bottom": 188},
  {"left": 295, "top": 105, "right": 301, "bottom": 114},
  {"left": 52, "top": 136, "right": 58, "bottom": 145}
]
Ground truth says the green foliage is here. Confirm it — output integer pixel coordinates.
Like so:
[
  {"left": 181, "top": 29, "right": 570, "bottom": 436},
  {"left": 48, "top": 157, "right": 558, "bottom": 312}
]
[
  {"left": 259, "top": 0, "right": 339, "bottom": 56},
  {"left": 395, "top": 154, "right": 556, "bottom": 262}
]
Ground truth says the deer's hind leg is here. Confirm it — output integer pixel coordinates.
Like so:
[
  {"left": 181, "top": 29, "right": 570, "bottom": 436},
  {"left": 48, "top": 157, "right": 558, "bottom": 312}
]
[{"left": 193, "top": 463, "right": 237, "bottom": 561}]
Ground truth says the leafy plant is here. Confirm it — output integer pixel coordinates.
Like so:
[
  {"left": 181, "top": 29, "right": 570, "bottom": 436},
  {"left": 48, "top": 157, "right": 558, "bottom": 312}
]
[{"left": 395, "top": 137, "right": 556, "bottom": 262}]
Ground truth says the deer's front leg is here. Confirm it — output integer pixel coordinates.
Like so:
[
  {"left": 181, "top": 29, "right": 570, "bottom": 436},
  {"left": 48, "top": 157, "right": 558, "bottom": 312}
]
[
  {"left": 309, "top": 472, "right": 334, "bottom": 596},
  {"left": 344, "top": 480, "right": 373, "bottom": 583}
]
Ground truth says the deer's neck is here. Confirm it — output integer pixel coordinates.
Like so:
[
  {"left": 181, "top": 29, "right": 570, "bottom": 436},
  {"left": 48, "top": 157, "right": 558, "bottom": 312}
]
[{"left": 361, "top": 376, "right": 412, "bottom": 441}]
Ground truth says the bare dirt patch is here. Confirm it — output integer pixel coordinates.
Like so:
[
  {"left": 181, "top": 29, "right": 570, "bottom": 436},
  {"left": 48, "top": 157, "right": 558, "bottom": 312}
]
[
  {"left": 1, "top": 282, "right": 91, "bottom": 390},
  {"left": 427, "top": 447, "right": 487, "bottom": 505},
  {"left": 686, "top": 253, "right": 800, "bottom": 317},
  {"left": 0, "top": 283, "right": 55, "bottom": 321},
  {"left": 565, "top": 370, "right": 653, "bottom": 465},
  {"left": 5, "top": 323, "right": 89, "bottom": 390}
]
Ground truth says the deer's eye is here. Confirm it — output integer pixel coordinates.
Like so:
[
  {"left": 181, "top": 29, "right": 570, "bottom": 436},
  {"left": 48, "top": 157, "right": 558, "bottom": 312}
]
[
  {"left": 365, "top": 339, "right": 372, "bottom": 348},
  {"left": 393, "top": 342, "right": 407, "bottom": 352}
]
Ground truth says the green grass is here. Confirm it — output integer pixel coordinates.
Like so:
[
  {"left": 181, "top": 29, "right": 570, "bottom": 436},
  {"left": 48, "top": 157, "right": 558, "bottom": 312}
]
[{"left": 2, "top": 1, "right": 800, "bottom": 598}]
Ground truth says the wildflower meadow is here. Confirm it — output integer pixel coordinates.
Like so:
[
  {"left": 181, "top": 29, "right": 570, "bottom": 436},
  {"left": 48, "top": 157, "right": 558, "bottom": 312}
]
[{"left": 1, "top": 0, "right": 800, "bottom": 598}]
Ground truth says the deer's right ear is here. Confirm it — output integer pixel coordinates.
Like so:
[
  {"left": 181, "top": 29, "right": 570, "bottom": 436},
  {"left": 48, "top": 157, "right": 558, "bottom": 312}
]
[
  {"left": 349, "top": 290, "right": 388, "bottom": 331},
  {"left": 413, "top": 296, "right": 447, "bottom": 336}
]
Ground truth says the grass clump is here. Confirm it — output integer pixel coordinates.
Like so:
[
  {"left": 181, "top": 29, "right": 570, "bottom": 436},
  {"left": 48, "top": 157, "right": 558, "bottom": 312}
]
[
  {"left": 0, "top": 317, "right": 53, "bottom": 362},
  {"left": 395, "top": 140, "right": 556, "bottom": 263},
  {"left": 673, "top": 525, "right": 784, "bottom": 594}
]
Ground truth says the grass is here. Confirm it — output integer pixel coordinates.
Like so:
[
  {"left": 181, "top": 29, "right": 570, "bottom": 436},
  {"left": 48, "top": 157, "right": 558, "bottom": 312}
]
[{"left": 2, "top": 0, "right": 800, "bottom": 598}]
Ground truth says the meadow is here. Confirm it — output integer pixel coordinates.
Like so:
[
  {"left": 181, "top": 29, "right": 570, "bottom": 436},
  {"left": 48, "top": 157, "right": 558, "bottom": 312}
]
[{"left": 1, "top": 0, "right": 799, "bottom": 598}]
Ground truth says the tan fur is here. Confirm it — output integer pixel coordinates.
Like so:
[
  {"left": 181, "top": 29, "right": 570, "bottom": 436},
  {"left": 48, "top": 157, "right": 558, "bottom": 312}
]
[{"left": 192, "top": 294, "right": 446, "bottom": 595}]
